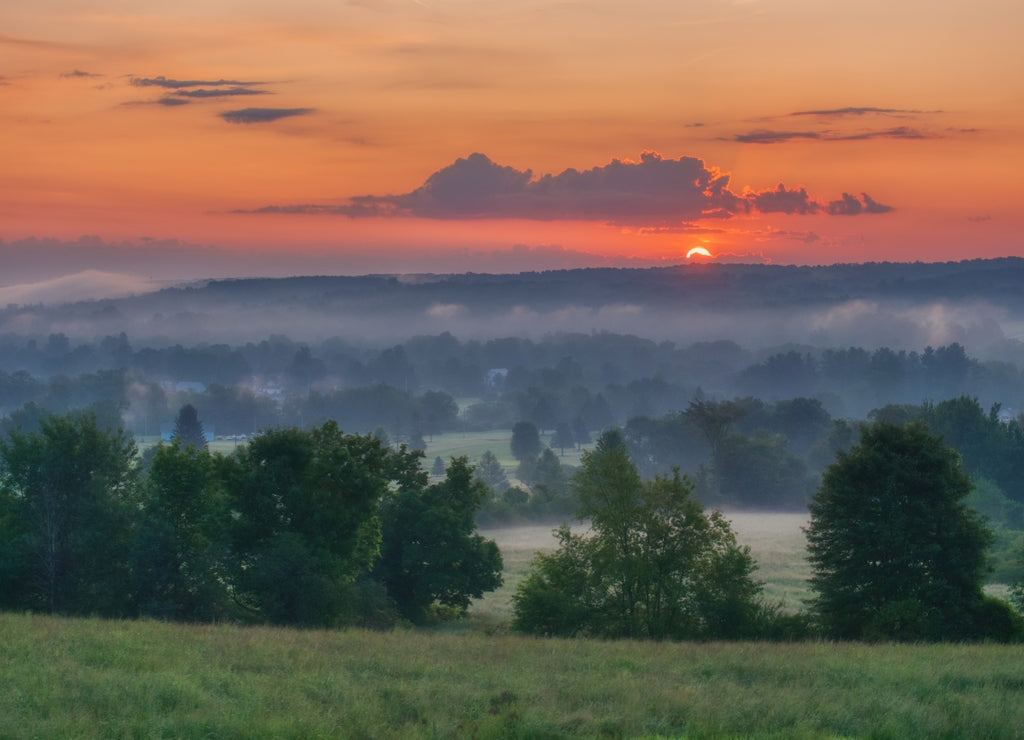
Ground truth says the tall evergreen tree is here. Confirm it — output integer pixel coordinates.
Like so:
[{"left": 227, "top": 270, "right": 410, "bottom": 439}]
[{"left": 173, "top": 403, "right": 207, "bottom": 451}]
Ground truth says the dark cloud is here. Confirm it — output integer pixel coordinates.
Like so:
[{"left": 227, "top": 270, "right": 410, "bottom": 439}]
[
  {"left": 833, "top": 126, "right": 933, "bottom": 141},
  {"left": 789, "top": 106, "right": 925, "bottom": 117},
  {"left": 242, "top": 151, "right": 892, "bottom": 224},
  {"left": 61, "top": 69, "right": 102, "bottom": 79},
  {"left": 345, "top": 151, "right": 745, "bottom": 223},
  {"left": 734, "top": 130, "right": 822, "bottom": 144},
  {"left": 220, "top": 107, "right": 314, "bottom": 124},
  {"left": 735, "top": 126, "right": 935, "bottom": 144},
  {"left": 828, "top": 192, "right": 893, "bottom": 215},
  {"left": 173, "top": 86, "right": 267, "bottom": 98},
  {"left": 157, "top": 96, "right": 190, "bottom": 106},
  {"left": 131, "top": 76, "right": 262, "bottom": 89},
  {"left": 747, "top": 184, "right": 820, "bottom": 214}
]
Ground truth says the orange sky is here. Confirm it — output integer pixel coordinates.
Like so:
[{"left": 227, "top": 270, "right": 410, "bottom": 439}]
[{"left": 2, "top": 0, "right": 1022, "bottom": 279}]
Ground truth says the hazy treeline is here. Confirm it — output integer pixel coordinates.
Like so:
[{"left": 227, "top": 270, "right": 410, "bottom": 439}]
[
  {"left": 7, "top": 260, "right": 1024, "bottom": 351},
  {"left": 1, "top": 328, "right": 1021, "bottom": 439}
]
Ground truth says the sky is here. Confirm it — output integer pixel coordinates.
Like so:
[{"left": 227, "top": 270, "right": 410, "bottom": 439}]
[{"left": 2, "top": 0, "right": 1023, "bottom": 285}]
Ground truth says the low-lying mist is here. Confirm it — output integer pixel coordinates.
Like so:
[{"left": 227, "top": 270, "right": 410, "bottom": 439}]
[{"left": 2, "top": 261, "right": 1024, "bottom": 365}]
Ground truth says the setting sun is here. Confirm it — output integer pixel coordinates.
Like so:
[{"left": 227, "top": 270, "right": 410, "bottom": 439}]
[{"left": 686, "top": 247, "right": 713, "bottom": 259}]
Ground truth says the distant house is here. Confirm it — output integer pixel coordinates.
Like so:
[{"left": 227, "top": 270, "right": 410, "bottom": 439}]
[{"left": 486, "top": 368, "right": 508, "bottom": 390}]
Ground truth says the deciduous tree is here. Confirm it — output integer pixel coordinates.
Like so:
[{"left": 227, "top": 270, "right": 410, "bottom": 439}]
[
  {"left": 513, "top": 429, "right": 764, "bottom": 640},
  {"left": 376, "top": 457, "right": 502, "bottom": 622},
  {"left": 807, "top": 421, "right": 1007, "bottom": 641},
  {"left": 0, "top": 412, "right": 138, "bottom": 616},
  {"left": 220, "top": 422, "right": 399, "bottom": 626}
]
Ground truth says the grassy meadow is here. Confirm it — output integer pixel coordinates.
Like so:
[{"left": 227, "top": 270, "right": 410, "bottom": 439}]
[{"left": 4, "top": 612, "right": 1024, "bottom": 739}]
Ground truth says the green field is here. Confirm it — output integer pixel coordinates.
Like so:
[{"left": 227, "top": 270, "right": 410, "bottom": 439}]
[
  {"left": 4, "top": 512, "right": 1024, "bottom": 738},
  {"left": 3, "top": 612, "right": 1024, "bottom": 739},
  {"left": 424, "top": 429, "right": 591, "bottom": 470}
]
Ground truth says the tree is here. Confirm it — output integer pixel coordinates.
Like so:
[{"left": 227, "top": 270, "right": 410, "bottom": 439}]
[
  {"left": 530, "top": 448, "right": 573, "bottom": 518},
  {"left": 172, "top": 403, "right": 207, "bottom": 450},
  {"left": 552, "top": 422, "right": 574, "bottom": 455},
  {"left": 714, "top": 432, "right": 812, "bottom": 509},
  {"left": 571, "top": 415, "right": 591, "bottom": 448},
  {"left": 512, "top": 429, "right": 764, "bottom": 640},
  {"left": 375, "top": 457, "right": 503, "bottom": 623},
  {"left": 220, "top": 422, "right": 406, "bottom": 626},
  {"left": 806, "top": 421, "right": 1002, "bottom": 641},
  {"left": 510, "top": 420, "right": 542, "bottom": 462},
  {"left": 0, "top": 412, "right": 138, "bottom": 616},
  {"left": 473, "top": 450, "right": 508, "bottom": 492},
  {"left": 418, "top": 390, "right": 459, "bottom": 439},
  {"left": 132, "top": 443, "right": 228, "bottom": 621}
]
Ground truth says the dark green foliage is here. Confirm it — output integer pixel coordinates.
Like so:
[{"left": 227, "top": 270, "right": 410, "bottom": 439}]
[
  {"left": 131, "top": 443, "right": 228, "bottom": 621},
  {"left": 510, "top": 420, "right": 542, "bottom": 462},
  {"left": 0, "top": 412, "right": 138, "bottom": 616},
  {"left": 376, "top": 457, "right": 503, "bottom": 623},
  {"left": 419, "top": 390, "right": 459, "bottom": 438},
  {"left": 172, "top": 403, "right": 207, "bottom": 450},
  {"left": 431, "top": 455, "right": 446, "bottom": 477},
  {"left": 529, "top": 448, "right": 574, "bottom": 518},
  {"left": 714, "top": 432, "right": 812, "bottom": 509},
  {"left": 513, "top": 429, "right": 765, "bottom": 640},
  {"left": 551, "top": 422, "right": 574, "bottom": 454},
  {"left": 807, "top": 421, "right": 1004, "bottom": 641},
  {"left": 219, "top": 422, "right": 399, "bottom": 626}
]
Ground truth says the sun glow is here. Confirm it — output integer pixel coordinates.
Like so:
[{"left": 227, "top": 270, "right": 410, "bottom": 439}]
[{"left": 686, "top": 246, "right": 713, "bottom": 259}]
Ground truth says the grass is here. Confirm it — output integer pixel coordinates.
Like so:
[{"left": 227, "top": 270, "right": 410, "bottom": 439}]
[
  {"left": 3, "top": 612, "right": 1024, "bottom": 739},
  {"left": 424, "top": 429, "right": 592, "bottom": 471}
]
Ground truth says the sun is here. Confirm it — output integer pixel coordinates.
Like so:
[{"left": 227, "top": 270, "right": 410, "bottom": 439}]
[{"left": 686, "top": 246, "right": 713, "bottom": 259}]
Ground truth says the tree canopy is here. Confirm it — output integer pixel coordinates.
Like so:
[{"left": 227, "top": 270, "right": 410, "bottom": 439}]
[
  {"left": 512, "top": 429, "right": 765, "bottom": 640},
  {"left": 806, "top": 420, "right": 1012, "bottom": 641},
  {"left": 0, "top": 412, "right": 139, "bottom": 616},
  {"left": 376, "top": 456, "right": 502, "bottom": 623}
]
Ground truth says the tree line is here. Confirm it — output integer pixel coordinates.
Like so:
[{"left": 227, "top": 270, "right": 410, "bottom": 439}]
[
  {"left": 1, "top": 408, "right": 1021, "bottom": 643},
  {"left": 3, "top": 331, "right": 1022, "bottom": 443},
  {"left": 511, "top": 425, "right": 1024, "bottom": 642},
  {"left": 0, "top": 412, "right": 501, "bottom": 628}
]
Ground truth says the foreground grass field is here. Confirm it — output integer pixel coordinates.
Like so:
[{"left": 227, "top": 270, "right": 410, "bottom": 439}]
[{"left": 3, "top": 612, "right": 1023, "bottom": 739}]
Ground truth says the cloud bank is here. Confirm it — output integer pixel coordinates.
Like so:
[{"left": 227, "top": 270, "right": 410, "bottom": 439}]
[
  {"left": 245, "top": 151, "right": 892, "bottom": 224},
  {"left": 220, "top": 107, "right": 314, "bottom": 124}
]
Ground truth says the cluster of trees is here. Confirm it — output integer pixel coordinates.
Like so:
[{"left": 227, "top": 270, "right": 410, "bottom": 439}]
[
  {"left": 512, "top": 431, "right": 771, "bottom": 640},
  {"left": 4, "top": 327, "right": 1023, "bottom": 448},
  {"left": 0, "top": 413, "right": 502, "bottom": 627},
  {"left": 512, "top": 425, "right": 1023, "bottom": 642},
  {"left": 617, "top": 394, "right": 1024, "bottom": 512}
]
